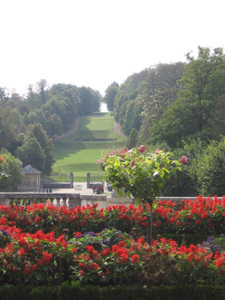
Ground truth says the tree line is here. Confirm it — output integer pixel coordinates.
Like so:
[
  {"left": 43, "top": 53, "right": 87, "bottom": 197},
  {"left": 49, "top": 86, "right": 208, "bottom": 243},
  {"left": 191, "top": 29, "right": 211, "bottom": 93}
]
[
  {"left": 103, "top": 46, "right": 225, "bottom": 196},
  {"left": 0, "top": 82, "right": 101, "bottom": 190}
]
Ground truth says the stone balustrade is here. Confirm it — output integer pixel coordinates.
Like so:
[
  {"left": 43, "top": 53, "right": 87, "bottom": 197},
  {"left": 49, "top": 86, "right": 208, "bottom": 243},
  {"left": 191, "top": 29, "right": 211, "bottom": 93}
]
[{"left": 0, "top": 193, "right": 81, "bottom": 209}]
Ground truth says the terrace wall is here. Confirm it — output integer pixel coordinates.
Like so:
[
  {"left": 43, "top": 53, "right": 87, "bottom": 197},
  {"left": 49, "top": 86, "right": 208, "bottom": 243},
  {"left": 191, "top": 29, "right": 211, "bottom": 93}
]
[{"left": 0, "top": 193, "right": 222, "bottom": 209}]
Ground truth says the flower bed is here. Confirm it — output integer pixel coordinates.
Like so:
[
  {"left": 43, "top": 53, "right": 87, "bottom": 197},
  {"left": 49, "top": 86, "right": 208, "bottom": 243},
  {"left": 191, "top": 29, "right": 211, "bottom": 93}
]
[
  {"left": 0, "top": 195, "right": 225, "bottom": 237},
  {"left": 0, "top": 196, "right": 225, "bottom": 287}
]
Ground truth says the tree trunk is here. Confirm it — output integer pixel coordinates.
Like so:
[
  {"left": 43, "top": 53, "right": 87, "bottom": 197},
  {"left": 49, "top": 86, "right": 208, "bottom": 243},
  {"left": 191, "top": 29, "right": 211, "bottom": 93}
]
[{"left": 147, "top": 200, "right": 153, "bottom": 246}]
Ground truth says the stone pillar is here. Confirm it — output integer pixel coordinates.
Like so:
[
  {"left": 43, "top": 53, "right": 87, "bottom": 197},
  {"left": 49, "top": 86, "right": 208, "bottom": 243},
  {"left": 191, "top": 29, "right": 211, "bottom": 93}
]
[
  {"left": 87, "top": 172, "right": 91, "bottom": 188},
  {"left": 70, "top": 172, "right": 73, "bottom": 188}
]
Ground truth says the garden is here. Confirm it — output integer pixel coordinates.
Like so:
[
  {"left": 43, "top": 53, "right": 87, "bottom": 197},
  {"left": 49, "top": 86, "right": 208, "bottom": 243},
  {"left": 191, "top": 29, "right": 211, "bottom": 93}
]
[{"left": 0, "top": 150, "right": 225, "bottom": 299}]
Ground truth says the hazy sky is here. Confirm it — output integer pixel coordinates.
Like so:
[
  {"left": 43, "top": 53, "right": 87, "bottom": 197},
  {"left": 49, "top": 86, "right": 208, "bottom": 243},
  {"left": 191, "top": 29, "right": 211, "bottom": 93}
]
[{"left": 1, "top": 0, "right": 224, "bottom": 96}]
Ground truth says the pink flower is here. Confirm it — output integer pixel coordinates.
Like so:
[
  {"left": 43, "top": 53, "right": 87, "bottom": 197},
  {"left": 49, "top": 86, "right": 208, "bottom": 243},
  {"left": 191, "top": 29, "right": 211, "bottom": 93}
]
[
  {"left": 180, "top": 156, "right": 188, "bottom": 164},
  {"left": 138, "top": 145, "right": 146, "bottom": 153},
  {"left": 154, "top": 149, "right": 160, "bottom": 154},
  {"left": 0, "top": 156, "right": 5, "bottom": 163},
  {"left": 130, "top": 160, "right": 134, "bottom": 167}
]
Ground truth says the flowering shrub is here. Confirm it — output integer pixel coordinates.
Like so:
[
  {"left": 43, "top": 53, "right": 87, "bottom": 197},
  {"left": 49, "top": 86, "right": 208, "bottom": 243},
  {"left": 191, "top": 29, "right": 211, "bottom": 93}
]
[
  {"left": 99, "top": 146, "right": 186, "bottom": 244},
  {"left": 0, "top": 224, "right": 224, "bottom": 286},
  {"left": 0, "top": 196, "right": 225, "bottom": 238}
]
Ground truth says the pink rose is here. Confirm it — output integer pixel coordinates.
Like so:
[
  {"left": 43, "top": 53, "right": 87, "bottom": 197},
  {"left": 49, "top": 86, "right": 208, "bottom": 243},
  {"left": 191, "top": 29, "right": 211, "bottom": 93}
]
[
  {"left": 138, "top": 145, "right": 146, "bottom": 153},
  {"left": 154, "top": 149, "right": 160, "bottom": 154},
  {"left": 130, "top": 160, "right": 134, "bottom": 167},
  {"left": 180, "top": 156, "right": 188, "bottom": 164}
]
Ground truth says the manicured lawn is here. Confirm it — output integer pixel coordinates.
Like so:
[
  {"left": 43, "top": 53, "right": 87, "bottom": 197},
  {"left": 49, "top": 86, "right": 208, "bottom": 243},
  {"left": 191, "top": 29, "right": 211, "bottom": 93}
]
[{"left": 50, "top": 113, "right": 127, "bottom": 182}]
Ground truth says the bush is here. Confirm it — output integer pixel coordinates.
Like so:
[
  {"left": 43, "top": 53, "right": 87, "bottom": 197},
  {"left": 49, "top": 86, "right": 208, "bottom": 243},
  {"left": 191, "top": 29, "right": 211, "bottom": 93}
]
[{"left": 190, "top": 137, "right": 225, "bottom": 196}]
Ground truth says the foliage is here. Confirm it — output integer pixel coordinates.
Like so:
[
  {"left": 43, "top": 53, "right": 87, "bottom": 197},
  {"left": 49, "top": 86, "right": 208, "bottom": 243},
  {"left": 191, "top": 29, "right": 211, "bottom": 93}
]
[
  {"left": 0, "top": 107, "right": 21, "bottom": 151},
  {"left": 190, "top": 137, "right": 225, "bottom": 196},
  {"left": 126, "top": 128, "right": 138, "bottom": 149},
  {"left": 100, "top": 146, "right": 182, "bottom": 203},
  {"left": 103, "top": 81, "right": 119, "bottom": 111},
  {"left": 138, "top": 62, "right": 185, "bottom": 143},
  {"left": 0, "top": 150, "right": 23, "bottom": 192},
  {"left": 150, "top": 47, "right": 225, "bottom": 148},
  {"left": 27, "top": 123, "right": 55, "bottom": 175},
  {"left": 100, "top": 145, "right": 186, "bottom": 245}
]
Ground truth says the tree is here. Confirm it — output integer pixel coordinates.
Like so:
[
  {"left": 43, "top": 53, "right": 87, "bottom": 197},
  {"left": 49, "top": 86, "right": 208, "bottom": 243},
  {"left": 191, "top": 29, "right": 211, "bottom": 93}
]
[
  {"left": 100, "top": 146, "right": 183, "bottom": 245},
  {"left": 103, "top": 82, "right": 119, "bottom": 111},
  {"left": 138, "top": 63, "right": 184, "bottom": 143},
  {"left": 79, "top": 87, "right": 100, "bottom": 115},
  {"left": 150, "top": 47, "right": 225, "bottom": 148},
  {"left": 37, "top": 79, "right": 48, "bottom": 105},
  {"left": 0, "top": 150, "right": 23, "bottom": 191},
  {"left": 0, "top": 107, "right": 18, "bottom": 150},
  {"left": 27, "top": 123, "right": 55, "bottom": 175},
  {"left": 190, "top": 137, "right": 225, "bottom": 196},
  {"left": 15, "top": 138, "right": 46, "bottom": 172},
  {"left": 126, "top": 128, "right": 138, "bottom": 149}
]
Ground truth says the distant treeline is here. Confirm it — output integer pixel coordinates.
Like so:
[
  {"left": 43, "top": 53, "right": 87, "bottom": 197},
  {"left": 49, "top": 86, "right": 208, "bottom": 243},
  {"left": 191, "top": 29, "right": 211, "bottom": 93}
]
[
  {"left": 0, "top": 82, "right": 102, "bottom": 184},
  {"left": 103, "top": 47, "right": 225, "bottom": 148}
]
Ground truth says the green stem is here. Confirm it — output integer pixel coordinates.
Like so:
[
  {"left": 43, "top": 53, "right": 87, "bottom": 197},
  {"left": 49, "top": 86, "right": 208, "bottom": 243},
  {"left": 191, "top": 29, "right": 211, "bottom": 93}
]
[{"left": 147, "top": 199, "right": 153, "bottom": 246}]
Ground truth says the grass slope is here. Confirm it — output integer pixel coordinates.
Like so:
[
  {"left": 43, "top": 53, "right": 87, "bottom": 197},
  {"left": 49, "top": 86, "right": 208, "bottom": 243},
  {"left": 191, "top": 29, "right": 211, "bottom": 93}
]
[{"left": 50, "top": 113, "right": 127, "bottom": 182}]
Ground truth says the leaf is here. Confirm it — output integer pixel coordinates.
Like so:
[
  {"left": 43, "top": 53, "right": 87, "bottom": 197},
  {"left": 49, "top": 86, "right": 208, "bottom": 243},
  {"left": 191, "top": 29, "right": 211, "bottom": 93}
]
[{"left": 118, "top": 189, "right": 123, "bottom": 198}]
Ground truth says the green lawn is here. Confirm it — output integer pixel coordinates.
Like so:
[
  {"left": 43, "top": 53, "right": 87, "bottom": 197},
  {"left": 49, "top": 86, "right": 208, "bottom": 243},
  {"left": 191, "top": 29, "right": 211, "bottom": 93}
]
[{"left": 50, "top": 113, "right": 127, "bottom": 182}]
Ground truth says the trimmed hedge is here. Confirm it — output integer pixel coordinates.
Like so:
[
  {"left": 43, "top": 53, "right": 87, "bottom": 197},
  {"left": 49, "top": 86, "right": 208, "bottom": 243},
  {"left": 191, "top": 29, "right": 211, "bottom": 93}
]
[{"left": 0, "top": 284, "right": 225, "bottom": 300}]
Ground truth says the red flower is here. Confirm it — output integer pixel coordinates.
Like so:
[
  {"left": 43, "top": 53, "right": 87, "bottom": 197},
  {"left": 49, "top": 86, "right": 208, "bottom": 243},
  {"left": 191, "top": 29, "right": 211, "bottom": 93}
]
[
  {"left": 101, "top": 248, "right": 111, "bottom": 256},
  {"left": 118, "top": 241, "right": 126, "bottom": 248},
  {"left": 34, "top": 216, "right": 41, "bottom": 223},
  {"left": 74, "top": 232, "right": 82, "bottom": 237},
  {"left": 24, "top": 268, "right": 30, "bottom": 275},
  {"left": 112, "top": 245, "right": 118, "bottom": 252},
  {"left": 0, "top": 156, "right": 5, "bottom": 162},
  {"left": 180, "top": 156, "right": 188, "bottom": 164},
  {"left": 18, "top": 247, "right": 26, "bottom": 256},
  {"left": 195, "top": 255, "right": 202, "bottom": 262},
  {"left": 130, "top": 160, "right": 135, "bottom": 167},
  {"left": 137, "top": 237, "right": 145, "bottom": 244},
  {"left": 86, "top": 245, "right": 95, "bottom": 253},
  {"left": 187, "top": 253, "right": 193, "bottom": 262},
  {"left": 214, "top": 258, "right": 225, "bottom": 268},
  {"left": 131, "top": 254, "right": 139, "bottom": 263},
  {"left": 91, "top": 263, "right": 100, "bottom": 270},
  {"left": 138, "top": 145, "right": 146, "bottom": 153},
  {"left": 79, "top": 270, "right": 86, "bottom": 276},
  {"left": 19, "top": 237, "right": 28, "bottom": 246}
]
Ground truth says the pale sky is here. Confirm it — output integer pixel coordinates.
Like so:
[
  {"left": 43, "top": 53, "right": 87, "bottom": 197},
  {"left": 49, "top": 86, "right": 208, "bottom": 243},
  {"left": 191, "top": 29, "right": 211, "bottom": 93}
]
[{"left": 1, "top": 0, "right": 224, "bottom": 97}]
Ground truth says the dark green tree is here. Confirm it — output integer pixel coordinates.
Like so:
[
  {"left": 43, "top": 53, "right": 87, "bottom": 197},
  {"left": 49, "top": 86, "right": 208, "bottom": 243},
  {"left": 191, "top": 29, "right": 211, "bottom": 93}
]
[
  {"left": 138, "top": 62, "right": 184, "bottom": 143},
  {"left": 0, "top": 107, "right": 19, "bottom": 150},
  {"left": 190, "top": 137, "right": 225, "bottom": 196},
  {"left": 15, "top": 138, "right": 46, "bottom": 172},
  {"left": 27, "top": 123, "right": 55, "bottom": 175},
  {"left": 126, "top": 128, "right": 138, "bottom": 149},
  {"left": 0, "top": 150, "right": 23, "bottom": 191},
  {"left": 150, "top": 47, "right": 225, "bottom": 148},
  {"left": 103, "top": 82, "right": 119, "bottom": 111}
]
